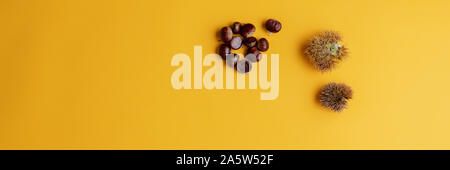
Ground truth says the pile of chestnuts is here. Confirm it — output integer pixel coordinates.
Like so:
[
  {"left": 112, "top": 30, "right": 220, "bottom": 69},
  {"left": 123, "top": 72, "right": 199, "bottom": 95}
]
[{"left": 217, "top": 19, "right": 282, "bottom": 74}]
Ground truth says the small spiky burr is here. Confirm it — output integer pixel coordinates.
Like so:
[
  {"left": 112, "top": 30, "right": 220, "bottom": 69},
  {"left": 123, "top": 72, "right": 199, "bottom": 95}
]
[
  {"left": 319, "top": 82, "right": 353, "bottom": 112},
  {"left": 304, "top": 31, "right": 348, "bottom": 72}
]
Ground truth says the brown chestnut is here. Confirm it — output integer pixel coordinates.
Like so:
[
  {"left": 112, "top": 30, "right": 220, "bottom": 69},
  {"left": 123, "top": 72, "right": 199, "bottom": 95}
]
[
  {"left": 243, "top": 36, "right": 257, "bottom": 47},
  {"left": 257, "top": 38, "right": 269, "bottom": 52},
  {"left": 218, "top": 44, "right": 231, "bottom": 59},
  {"left": 236, "top": 59, "right": 252, "bottom": 74},
  {"left": 231, "top": 22, "right": 241, "bottom": 34},
  {"left": 246, "top": 47, "right": 262, "bottom": 62},
  {"left": 265, "top": 19, "right": 282, "bottom": 33},
  {"left": 240, "top": 24, "right": 255, "bottom": 38},
  {"left": 225, "top": 53, "right": 240, "bottom": 67},
  {"left": 230, "top": 36, "right": 242, "bottom": 50},
  {"left": 220, "top": 26, "right": 233, "bottom": 43}
]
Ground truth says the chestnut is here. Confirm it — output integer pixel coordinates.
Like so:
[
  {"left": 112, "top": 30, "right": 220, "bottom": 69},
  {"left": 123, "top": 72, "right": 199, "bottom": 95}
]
[
  {"left": 240, "top": 24, "right": 255, "bottom": 38},
  {"left": 220, "top": 26, "right": 233, "bottom": 43},
  {"left": 265, "top": 19, "right": 282, "bottom": 33},
  {"left": 231, "top": 22, "right": 241, "bottom": 34},
  {"left": 236, "top": 59, "right": 252, "bottom": 74},
  {"left": 218, "top": 44, "right": 231, "bottom": 59},
  {"left": 246, "top": 47, "right": 262, "bottom": 62},
  {"left": 226, "top": 53, "right": 240, "bottom": 67},
  {"left": 230, "top": 36, "right": 243, "bottom": 50},
  {"left": 243, "top": 36, "right": 257, "bottom": 47},
  {"left": 257, "top": 38, "right": 269, "bottom": 52}
]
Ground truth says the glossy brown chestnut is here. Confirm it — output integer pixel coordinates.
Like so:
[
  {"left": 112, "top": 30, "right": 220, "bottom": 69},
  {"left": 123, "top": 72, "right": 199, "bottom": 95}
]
[
  {"left": 265, "top": 19, "right": 282, "bottom": 33},
  {"left": 240, "top": 24, "right": 255, "bottom": 38},
  {"left": 220, "top": 26, "right": 233, "bottom": 43},
  {"left": 231, "top": 22, "right": 241, "bottom": 34},
  {"left": 218, "top": 44, "right": 231, "bottom": 59},
  {"left": 257, "top": 38, "right": 269, "bottom": 52},
  {"left": 230, "top": 36, "right": 242, "bottom": 50},
  {"left": 225, "top": 53, "right": 240, "bottom": 66},
  {"left": 243, "top": 36, "right": 257, "bottom": 47},
  {"left": 236, "top": 59, "right": 252, "bottom": 74},
  {"left": 246, "top": 47, "right": 262, "bottom": 62}
]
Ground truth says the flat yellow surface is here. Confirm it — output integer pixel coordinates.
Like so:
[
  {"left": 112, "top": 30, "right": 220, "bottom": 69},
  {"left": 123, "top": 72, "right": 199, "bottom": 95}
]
[{"left": 1, "top": 0, "right": 450, "bottom": 149}]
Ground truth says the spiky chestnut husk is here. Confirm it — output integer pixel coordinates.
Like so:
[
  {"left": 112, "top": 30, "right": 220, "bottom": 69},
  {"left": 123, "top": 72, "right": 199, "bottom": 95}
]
[
  {"left": 304, "top": 31, "right": 348, "bottom": 72},
  {"left": 319, "top": 82, "right": 353, "bottom": 112}
]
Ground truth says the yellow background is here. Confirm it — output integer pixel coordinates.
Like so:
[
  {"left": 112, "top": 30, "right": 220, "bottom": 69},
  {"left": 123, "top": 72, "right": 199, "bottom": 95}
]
[{"left": 1, "top": 0, "right": 450, "bottom": 149}]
